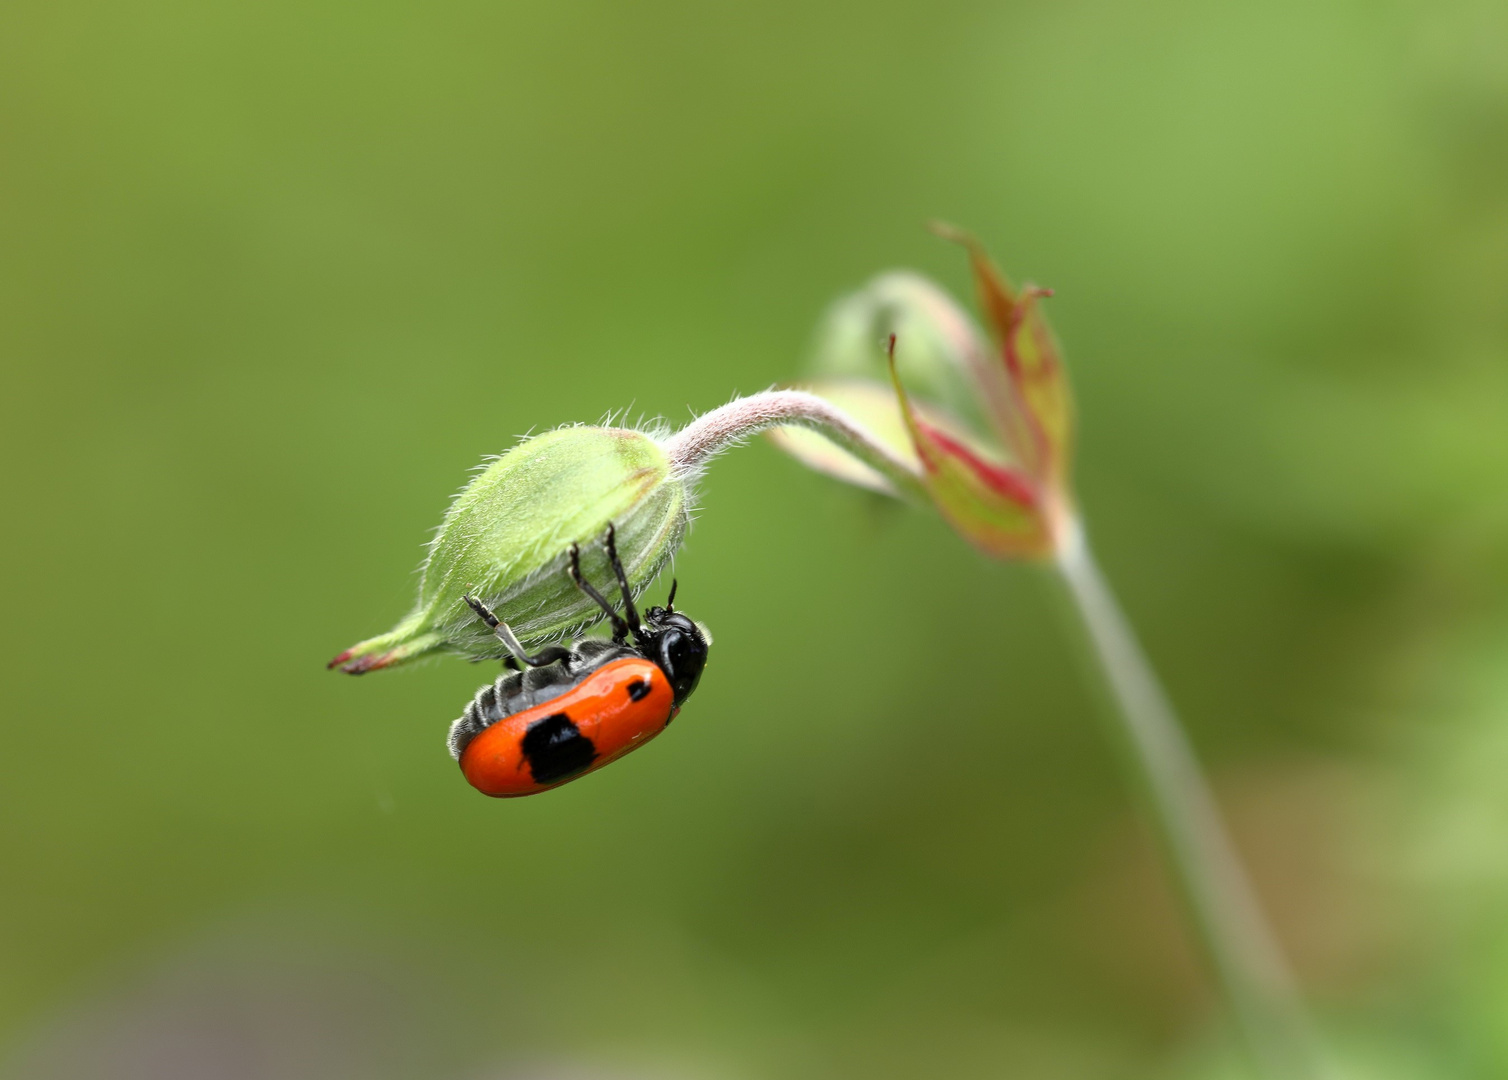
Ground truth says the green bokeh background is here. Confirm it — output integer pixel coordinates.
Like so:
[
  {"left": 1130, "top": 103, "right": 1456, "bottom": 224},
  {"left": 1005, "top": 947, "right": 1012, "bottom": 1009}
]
[{"left": 3, "top": 1, "right": 1506, "bottom": 1077}]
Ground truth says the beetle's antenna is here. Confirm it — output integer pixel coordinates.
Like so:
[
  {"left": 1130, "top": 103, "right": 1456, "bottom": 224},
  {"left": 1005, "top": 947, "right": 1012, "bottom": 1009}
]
[
  {"left": 567, "top": 543, "right": 630, "bottom": 643},
  {"left": 665, "top": 579, "right": 678, "bottom": 612},
  {"left": 603, "top": 524, "right": 643, "bottom": 638},
  {"left": 462, "top": 594, "right": 572, "bottom": 668}
]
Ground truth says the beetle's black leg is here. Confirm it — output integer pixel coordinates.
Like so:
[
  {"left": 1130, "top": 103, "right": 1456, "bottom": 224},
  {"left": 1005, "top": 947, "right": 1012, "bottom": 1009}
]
[
  {"left": 602, "top": 523, "right": 643, "bottom": 639},
  {"left": 567, "top": 543, "right": 629, "bottom": 643},
  {"left": 462, "top": 594, "right": 572, "bottom": 668}
]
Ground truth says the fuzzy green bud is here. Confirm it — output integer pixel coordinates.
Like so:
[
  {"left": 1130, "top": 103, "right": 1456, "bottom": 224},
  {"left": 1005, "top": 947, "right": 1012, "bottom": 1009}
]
[{"left": 330, "top": 426, "right": 688, "bottom": 673}]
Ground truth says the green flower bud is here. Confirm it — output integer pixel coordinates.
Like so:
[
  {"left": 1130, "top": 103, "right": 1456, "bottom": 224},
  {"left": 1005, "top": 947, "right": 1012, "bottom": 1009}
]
[
  {"left": 330, "top": 426, "right": 688, "bottom": 673},
  {"left": 807, "top": 270, "right": 995, "bottom": 436},
  {"left": 770, "top": 226, "right": 1076, "bottom": 560}
]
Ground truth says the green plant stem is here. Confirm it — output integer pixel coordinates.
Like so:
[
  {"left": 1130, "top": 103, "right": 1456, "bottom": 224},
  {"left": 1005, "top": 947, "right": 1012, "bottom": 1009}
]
[{"left": 1053, "top": 520, "right": 1324, "bottom": 1080}]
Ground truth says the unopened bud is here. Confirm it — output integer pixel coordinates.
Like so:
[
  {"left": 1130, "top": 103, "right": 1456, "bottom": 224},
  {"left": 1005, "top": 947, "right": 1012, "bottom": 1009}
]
[
  {"left": 330, "top": 426, "right": 689, "bottom": 673},
  {"left": 770, "top": 227, "right": 1077, "bottom": 560},
  {"left": 808, "top": 270, "right": 995, "bottom": 433}
]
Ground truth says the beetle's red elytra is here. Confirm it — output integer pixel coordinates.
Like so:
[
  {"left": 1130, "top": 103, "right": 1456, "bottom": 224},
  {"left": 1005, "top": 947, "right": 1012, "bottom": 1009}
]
[
  {"left": 459, "top": 656, "right": 674, "bottom": 796},
  {"left": 448, "top": 524, "right": 709, "bottom": 798}
]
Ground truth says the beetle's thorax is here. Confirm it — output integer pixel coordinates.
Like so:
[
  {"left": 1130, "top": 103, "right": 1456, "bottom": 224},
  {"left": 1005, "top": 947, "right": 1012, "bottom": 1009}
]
[{"left": 635, "top": 608, "right": 709, "bottom": 708}]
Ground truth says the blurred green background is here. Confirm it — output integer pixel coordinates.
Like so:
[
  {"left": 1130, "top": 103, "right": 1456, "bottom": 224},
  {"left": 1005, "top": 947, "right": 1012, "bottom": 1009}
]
[{"left": 2, "top": 0, "right": 1506, "bottom": 1077}]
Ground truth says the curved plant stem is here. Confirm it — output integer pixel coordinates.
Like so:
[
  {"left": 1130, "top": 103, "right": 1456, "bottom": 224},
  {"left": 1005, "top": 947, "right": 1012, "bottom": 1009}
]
[
  {"left": 1054, "top": 520, "right": 1325, "bottom": 1080},
  {"left": 662, "top": 390, "right": 928, "bottom": 500}
]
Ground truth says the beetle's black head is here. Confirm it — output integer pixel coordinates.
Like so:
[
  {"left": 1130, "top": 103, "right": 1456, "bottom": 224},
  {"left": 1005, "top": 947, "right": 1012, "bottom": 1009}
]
[{"left": 640, "top": 605, "right": 709, "bottom": 707}]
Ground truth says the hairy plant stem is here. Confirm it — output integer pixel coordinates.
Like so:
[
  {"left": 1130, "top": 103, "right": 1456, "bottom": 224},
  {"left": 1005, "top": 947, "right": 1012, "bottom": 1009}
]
[
  {"left": 1053, "top": 519, "right": 1324, "bottom": 1080},
  {"left": 669, "top": 393, "right": 1321, "bottom": 1075},
  {"left": 661, "top": 390, "right": 927, "bottom": 499}
]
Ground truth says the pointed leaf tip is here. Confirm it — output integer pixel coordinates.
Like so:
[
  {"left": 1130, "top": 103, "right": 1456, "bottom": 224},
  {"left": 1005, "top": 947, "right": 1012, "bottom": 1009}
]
[{"left": 925, "top": 228, "right": 1074, "bottom": 490}]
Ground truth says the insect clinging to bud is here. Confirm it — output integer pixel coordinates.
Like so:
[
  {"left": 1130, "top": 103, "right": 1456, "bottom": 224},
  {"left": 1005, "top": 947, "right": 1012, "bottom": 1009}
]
[{"left": 449, "top": 524, "right": 711, "bottom": 798}]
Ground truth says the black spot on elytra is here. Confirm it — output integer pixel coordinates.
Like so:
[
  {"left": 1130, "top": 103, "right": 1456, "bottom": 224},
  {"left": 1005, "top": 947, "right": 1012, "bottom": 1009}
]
[
  {"left": 521, "top": 713, "right": 596, "bottom": 784},
  {"left": 627, "top": 679, "right": 651, "bottom": 702}
]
